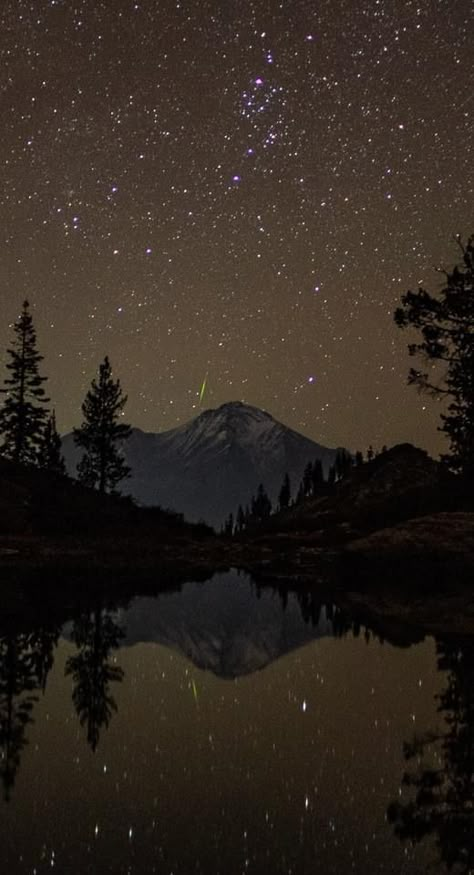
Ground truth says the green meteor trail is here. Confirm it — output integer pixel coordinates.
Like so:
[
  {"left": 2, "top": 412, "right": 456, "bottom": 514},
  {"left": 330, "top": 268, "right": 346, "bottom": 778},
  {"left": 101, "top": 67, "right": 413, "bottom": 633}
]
[{"left": 199, "top": 374, "right": 208, "bottom": 405}]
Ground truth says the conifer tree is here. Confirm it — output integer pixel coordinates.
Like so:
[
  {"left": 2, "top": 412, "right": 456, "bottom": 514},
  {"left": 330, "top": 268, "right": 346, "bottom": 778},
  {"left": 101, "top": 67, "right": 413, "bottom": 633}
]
[
  {"left": 335, "top": 449, "right": 353, "bottom": 480},
  {"left": 295, "top": 481, "right": 305, "bottom": 505},
  {"left": 66, "top": 599, "right": 124, "bottom": 752},
  {"left": 244, "top": 504, "right": 251, "bottom": 529},
  {"left": 251, "top": 483, "right": 272, "bottom": 523},
  {"left": 0, "top": 301, "right": 49, "bottom": 464},
  {"left": 302, "top": 461, "right": 313, "bottom": 497},
  {"left": 38, "top": 411, "right": 66, "bottom": 475},
  {"left": 311, "top": 459, "right": 324, "bottom": 492},
  {"left": 236, "top": 504, "right": 245, "bottom": 534},
  {"left": 395, "top": 235, "right": 474, "bottom": 476},
  {"left": 223, "top": 512, "right": 234, "bottom": 537},
  {"left": 0, "top": 630, "right": 52, "bottom": 800},
  {"left": 388, "top": 640, "right": 474, "bottom": 872},
  {"left": 74, "top": 356, "right": 131, "bottom": 494},
  {"left": 278, "top": 472, "right": 291, "bottom": 510}
]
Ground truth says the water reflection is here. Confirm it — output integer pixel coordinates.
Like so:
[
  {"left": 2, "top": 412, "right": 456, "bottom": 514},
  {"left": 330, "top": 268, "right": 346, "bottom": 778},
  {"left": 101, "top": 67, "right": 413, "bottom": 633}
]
[
  {"left": 388, "top": 640, "right": 474, "bottom": 873},
  {"left": 119, "top": 574, "right": 335, "bottom": 677},
  {"left": 65, "top": 598, "right": 125, "bottom": 752},
  {"left": 0, "top": 569, "right": 471, "bottom": 874},
  {"left": 0, "top": 624, "right": 59, "bottom": 800}
]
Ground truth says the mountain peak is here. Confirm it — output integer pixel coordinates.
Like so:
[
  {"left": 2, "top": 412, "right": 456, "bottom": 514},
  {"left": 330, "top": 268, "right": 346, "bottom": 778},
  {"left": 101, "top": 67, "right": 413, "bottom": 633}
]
[
  {"left": 63, "top": 402, "right": 340, "bottom": 526},
  {"left": 199, "top": 400, "right": 273, "bottom": 422}
]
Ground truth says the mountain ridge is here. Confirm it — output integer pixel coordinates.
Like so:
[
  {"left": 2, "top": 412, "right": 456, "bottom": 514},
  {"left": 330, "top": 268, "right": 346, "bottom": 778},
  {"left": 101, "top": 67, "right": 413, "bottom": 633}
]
[{"left": 62, "top": 401, "right": 343, "bottom": 527}]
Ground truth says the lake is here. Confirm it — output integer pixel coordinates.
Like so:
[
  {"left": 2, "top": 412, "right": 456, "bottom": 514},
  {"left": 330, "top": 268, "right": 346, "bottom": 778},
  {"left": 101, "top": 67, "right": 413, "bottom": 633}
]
[{"left": 0, "top": 570, "right": 472, "bottom": 874}]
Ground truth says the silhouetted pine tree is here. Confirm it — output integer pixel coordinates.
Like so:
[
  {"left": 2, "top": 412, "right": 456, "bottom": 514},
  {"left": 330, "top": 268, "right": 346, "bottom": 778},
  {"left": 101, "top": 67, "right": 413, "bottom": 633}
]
[
  {"left": 388, "top": 641, "right": 474, "bottom": 872},
  {"left": 0, "top": 631, "right": 48, "bottom": 801},
  {"left": 395, "top": 234, "right": 474, "bottom": 476},
  {"left": 223, "top": 512, "right": 234, "bottom": 537},
  {"left": 28, "top": 625, "right": 60, "bottom": 695},
  {"left": 345, "top": 449, "right": 353, "bottom": 475},
  {"left": 66, "top": 601, "right": 124, "bottom": 752},
  {"left": 302, "top": 461, "right": 313, "bottom": 497},
  {"left": 252, "top": 483, "right": 272, "bottom": 523},
  {"left": 295, "top": 481, "right": 305, "bottom": 505},
  {"left": 74, "top": 356, "right": 131, "bottom": 493},
  {"left": 38, "top": 411, "right": 66, "bottom": 475},
  {"left": 335, "top": 449, "right": 353, "bottom": 480},
  {"left": 0, "top": 301, "right": 49, "bottom": 464},
  {"left": 278, "top": 472, "right": 291, "bottom": 510},
  {"left": 236, "top": 505, "right": 245, "bottom": 534},
  {"left": 311, "top": 459, "right": 324, "bottom": 492}
]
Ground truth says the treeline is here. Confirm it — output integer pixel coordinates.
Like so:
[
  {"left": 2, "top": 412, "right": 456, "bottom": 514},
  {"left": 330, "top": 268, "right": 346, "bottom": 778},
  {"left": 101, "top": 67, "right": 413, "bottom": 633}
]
[
  {"left": 222, "top": 446, "right": 385, "bottom": 536},
  {"left": 0, "top": 301, "right": 131, "bottom": 494}
]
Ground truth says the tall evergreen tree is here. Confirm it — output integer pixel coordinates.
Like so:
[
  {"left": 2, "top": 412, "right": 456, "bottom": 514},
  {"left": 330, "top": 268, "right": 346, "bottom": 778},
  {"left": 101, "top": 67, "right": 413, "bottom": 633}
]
[
  {"left": 388, "top": 640, "right": 474, "bottom": 872},
  {"left": 295, "top": 481, "right": 305, "bottom": 505},
  {"left": 251, "top": 483, "right": 272, "bottom": 523},
  {"left": 302, "top": 461, "right": 314, "bottom": 497},
  {"left": 311, "top": 459, "right": 324, "bottom": 492},
  {"left": 278, "top": 472, "right": 291, "bottom": 510},
  {"left": 395, "top": 234, "right": 474, "bottom": 476},
  {"left": 223, "top": 512, "right": 234, "bottom": 537},
  {"left": 74, "top": 356, "right": 131, "bottom": 494},
  {"left": 0, "top": 627, "right": 57, "bottom": 801},
  {"left": 335, "top": 449, "right": 353, "bottom": 480},
  {"left": 236, "top": 505, "right": 245, "bottom": 534},
  {"left": 0, "top": 301, "right": 49, "bottom": 464},
  {"left": 66, "top": 600, "right": 124, "bottom": 752},
  {"left": 38, "top": 411, "right": 66, "bottom": 475}
]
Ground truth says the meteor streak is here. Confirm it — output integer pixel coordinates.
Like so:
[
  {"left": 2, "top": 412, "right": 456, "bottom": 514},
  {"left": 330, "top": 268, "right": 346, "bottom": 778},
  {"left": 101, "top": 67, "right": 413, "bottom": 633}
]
[{"left": 199, "top": 374, "right": 208, "bottom": 405}]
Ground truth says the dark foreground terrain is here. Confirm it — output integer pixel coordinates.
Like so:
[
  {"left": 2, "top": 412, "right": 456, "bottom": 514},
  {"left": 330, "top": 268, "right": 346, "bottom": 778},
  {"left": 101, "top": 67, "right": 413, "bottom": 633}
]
[{"left": 0, "top": 447, "right": 472, "bottom": 630}]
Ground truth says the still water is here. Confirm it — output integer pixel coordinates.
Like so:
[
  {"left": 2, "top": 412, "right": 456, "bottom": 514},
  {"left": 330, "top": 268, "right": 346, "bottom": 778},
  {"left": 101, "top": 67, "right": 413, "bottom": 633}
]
[{"left": 0, "top": 570, "right": 472, "bottom": 874}]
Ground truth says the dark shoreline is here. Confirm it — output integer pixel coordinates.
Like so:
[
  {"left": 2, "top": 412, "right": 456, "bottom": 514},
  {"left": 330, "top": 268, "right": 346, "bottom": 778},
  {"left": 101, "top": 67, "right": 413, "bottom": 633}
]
[{"left": 1, "top": 545, "right": 472, "bottom": 644}]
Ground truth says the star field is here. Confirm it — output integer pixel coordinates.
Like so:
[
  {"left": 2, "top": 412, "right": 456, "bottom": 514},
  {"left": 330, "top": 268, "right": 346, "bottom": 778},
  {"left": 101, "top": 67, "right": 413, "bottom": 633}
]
[{"left": 0, "top": 0, "right": 472, "bottom": 454}]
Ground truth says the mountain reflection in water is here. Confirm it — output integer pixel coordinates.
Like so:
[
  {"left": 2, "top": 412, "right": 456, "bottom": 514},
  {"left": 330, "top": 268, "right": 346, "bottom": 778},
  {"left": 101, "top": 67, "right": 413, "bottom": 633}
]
[{"left": 0, "top": 569, "right": 471, "bottom": 874}]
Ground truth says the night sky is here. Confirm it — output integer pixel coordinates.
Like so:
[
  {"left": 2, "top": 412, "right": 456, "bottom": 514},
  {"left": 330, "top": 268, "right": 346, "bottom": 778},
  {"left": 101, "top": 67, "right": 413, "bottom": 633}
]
[{"left": 0, "top": 0, "right": 472, "bottom": 456}]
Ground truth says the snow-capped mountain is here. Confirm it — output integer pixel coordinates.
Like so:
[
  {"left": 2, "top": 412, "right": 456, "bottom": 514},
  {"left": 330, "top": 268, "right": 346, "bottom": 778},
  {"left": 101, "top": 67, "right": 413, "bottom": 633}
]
[{"left": 62, "top": 401, "right": 340, "bottom": 527}]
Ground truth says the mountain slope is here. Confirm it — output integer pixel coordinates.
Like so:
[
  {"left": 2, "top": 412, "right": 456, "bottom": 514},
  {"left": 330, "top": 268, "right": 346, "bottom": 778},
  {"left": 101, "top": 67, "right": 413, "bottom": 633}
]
[{"left": 62, "top": 401, "right": 340, "bottom": 527}]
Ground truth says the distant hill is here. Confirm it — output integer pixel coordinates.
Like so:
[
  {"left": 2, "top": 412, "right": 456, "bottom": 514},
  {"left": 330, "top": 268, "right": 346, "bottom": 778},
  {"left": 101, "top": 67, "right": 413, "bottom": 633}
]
[
  {"left": 0, "top": 455, "right": 214, "bottom": 548},
  {"left": 62, "top": 401, "right": 342, "bottom": 527},
  {"left": 256, "top": 443, "right": 472, "bottom": 544}
]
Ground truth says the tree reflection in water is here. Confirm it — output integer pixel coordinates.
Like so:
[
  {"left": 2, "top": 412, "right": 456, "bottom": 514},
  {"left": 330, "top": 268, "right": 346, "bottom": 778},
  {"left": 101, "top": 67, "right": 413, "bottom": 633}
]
[
  {"left": 388, "top": 641, "right": 474, "bottom": 873},
  {"left": 0, "top": 626, "right": 59, "bottom": 800},
  {"left": 65, "top": 600, "right": 124, "bottom": 752}
]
